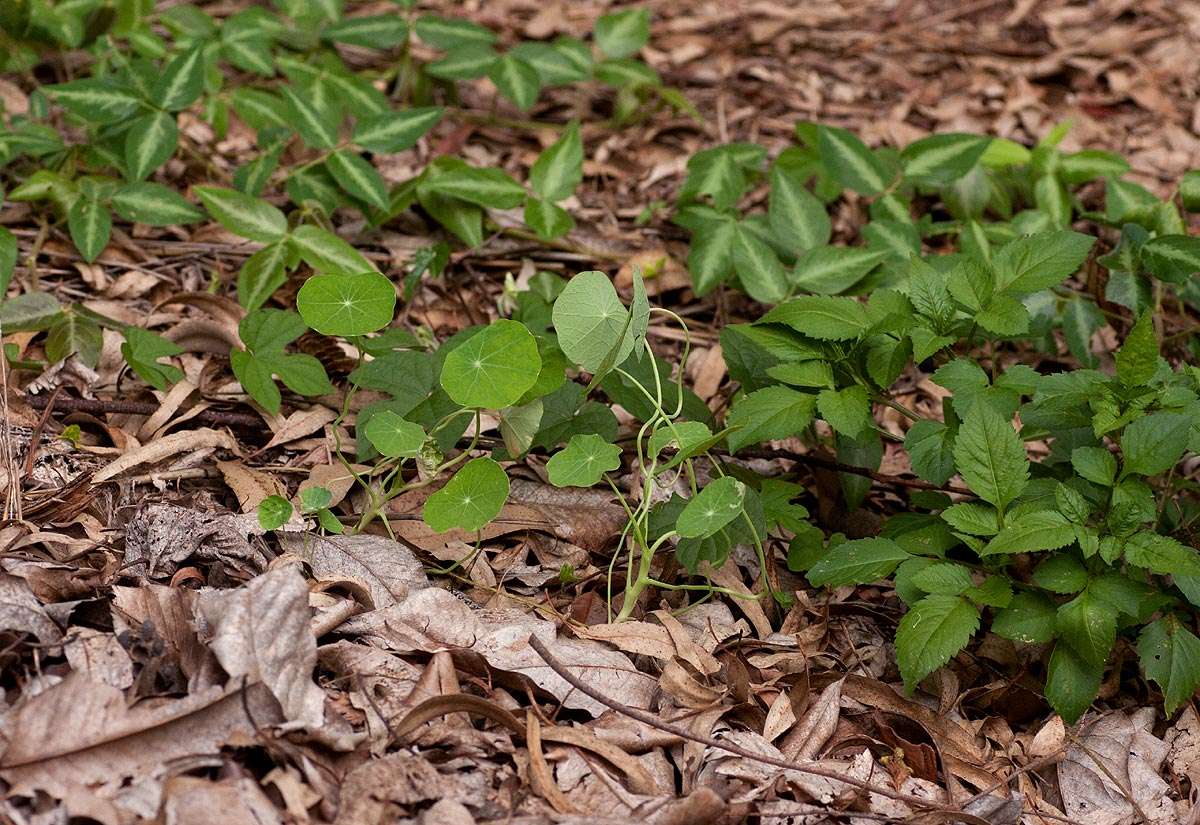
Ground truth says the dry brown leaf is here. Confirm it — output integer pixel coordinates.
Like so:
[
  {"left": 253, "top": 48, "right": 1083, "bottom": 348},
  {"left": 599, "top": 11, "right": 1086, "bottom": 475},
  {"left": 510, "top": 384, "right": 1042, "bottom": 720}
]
[
  {"left": 112, "top": 583, "right": 220, "bottom": 690},
  {"left": 93, "top": 428, "right": 236, "bottom": 482},
  {"left": 216, "top": 460, "right": 286, "bottom": 511},
  {"left": 196, "top": 566, "right": 325, "bottom": 729},
  {"left": 278, "top": 533, "right": 429, "bottom": 610},
  {"left": 1058, "top": 709, "right": 1176, "bottom": 825},
  {"left": 161, "top": 776, "right": 283, "bottom": 825},
  {"left": 0, "top": 572, "right": 61, "bottom": 645},
  {"left": 0, "top": 676, "right": 282, "bottom": 810},
  {"left": 63, "top": 629, "right": 133, "bottom": 689},
  {"left": 122, "top": 503, "right": 269, "bottom": 578},
  {"left": 780, "top": 678, "right": 841, "bottom": 760},
  {"left": 261, "top": 407, "right": 337, "bottom": 451},
  {"left": 1165, "top": 706, "right": 1200, "bottom": 786}
]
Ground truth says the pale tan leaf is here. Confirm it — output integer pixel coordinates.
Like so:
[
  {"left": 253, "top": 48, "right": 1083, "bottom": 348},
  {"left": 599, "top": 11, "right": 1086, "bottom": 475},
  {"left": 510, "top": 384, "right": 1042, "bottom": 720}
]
[
  {"left": 278, "top": 533, "right": 429, "bottom": 610},
  {"left": 93, "top": 428, "right": 236, "bottom": 482},
  {"left": 216, "top": 460, "right": 286, "bottom": 511},
  {"left": 63, "top": 629, "right": 133, "bottom": 689},
  {"left": 0, "top": 572, "right": 61, "bottom": 645}
]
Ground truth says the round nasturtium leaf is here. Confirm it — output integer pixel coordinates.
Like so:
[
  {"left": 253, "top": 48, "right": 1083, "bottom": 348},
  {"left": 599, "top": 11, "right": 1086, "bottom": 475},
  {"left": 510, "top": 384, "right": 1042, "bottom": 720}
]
[
  {"left": 551, "top": 270, "right": 634, "bottom": 373},
  {"left": 546, "top": 433, "right": 622, "bottom": 487},
  {"left": 439, "top": 319, "right": 541, "bottom": 409},
  {"left": 363, "top": 410, "right": 426, "bottom": 458},
  {"left": 257, "top": 494, "right": 293, "bottom": 530},
  {"left": 296, "top": 271, "right": 396, "bottom": 336},
  {"left": 423, "top": 457, "right": 509, "bottom": 533},
  {"left": 676, "top": 477, "right": 747, "bottom": 539}
]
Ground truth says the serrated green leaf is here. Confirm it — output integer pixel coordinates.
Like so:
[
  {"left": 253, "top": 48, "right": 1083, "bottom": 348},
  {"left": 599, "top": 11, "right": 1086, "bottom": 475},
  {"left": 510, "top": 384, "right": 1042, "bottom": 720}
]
[
  {"left": 993, "top": 231, "right": 1095, "bottom": 294},
  {"left": 296, "top": 271, "right": 396, "bottom": 336},
  {"left": 439, "top": 320, "right": 541, "bottom": 409},
  {"left": 1139, "top": 616, "right": 1200, "bottom": 715},
  {"left": 1032, "top": 554, "right": 1088, "bottom": 593},
  {"left": 910, "top": 562, "right": 974, "bottom": 595},
  {"left": 1057, "top": 589, "right": 1116, "bottom": 665},
  {"left": 726, "top": 385, "right": 816, "bottom": 452},
  {"left": 982, "top": 511, "right": 1075, "bottom": 556},
  {"left": 759, "top": 295, "right": 870, "bottom": 340},
  {"left": 816, "top": 385, "right": 872, "bottom": 439},
  {"left": 1141, "top": 234, "right": 1200, "bottom": 284},
  {"left": 195, "top": 186, "right": 287, "bottom": 243},
  {"left": 818, "top": 125, "right": 889, "bottom": 195},
  {"left": 353, "top": 107, "right": 442, "bottom": 154},
  {"left": 895, "top": 594, "right": 979, "bottom": 690},
  {"left": 905, "top": 419, "right": 957, "bottom": 487},
  {"left": 327, "top": 150, "right": 389, "bottom": 210},
  {"left": 546, "top": 433, "right": 622, "bottom": 487},
  {"left": 953, "top": 403, "right": 1028, "bottom": 511},
  {"left": 941, "top": 502, "right": 999, "bottom": 536},
  {"left": 992, "top": 591, "right": 1057, "bottom": 644},
  {"left": 422, "top": 456, "right": 508, "bottom": 533},
  {"left": 1115, "top": 311, "right": 1157, "bottom": 387},
  {"left": 1121, "top": 412, "right": 1190, "bottom": 477},
  {"left": 1125, "top": 532, "right": 1200, "bottom": 577}
]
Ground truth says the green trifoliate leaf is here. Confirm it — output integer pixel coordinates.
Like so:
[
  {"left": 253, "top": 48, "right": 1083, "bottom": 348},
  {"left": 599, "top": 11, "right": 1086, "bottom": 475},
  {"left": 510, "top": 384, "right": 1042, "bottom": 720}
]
[
  {"left": 982, "top": 511, "right": 1075, "bottom": 556},
  {"left": 112, "top": 183, "right": 203, "bottom": 225},
  {"left": 816, "top": 385, "right": 872, "bottom": 439},
  {"left": 1141, "top": 235, "right": 1200, "bottom": 285},
  {"left": 424, "top": 45, "right": 498, "bottom": 80},
  {"left": 807, "top": 537, "right": 910, "bottom": 587},
  {"left": 594, "top": 8, "right": 650, "bottom": 58},
  {"left": 530, "top": 121, "right": 583, "bottom": 202},
  {"left": 546, "top": 433, "right": 621, "bottom": 487},
  {"left": 791, "top": 246, "right": 885, "bottom": 295},
  {"left": 1139, "top": 615, "right": 1200, "bottom": 715},
  {"left": 290, "top": 225, "right": 375, "bottom": 275},
  {"left": 46, "top": 311, "right": 101, "bottom": 367},
  {"left": 67, "top": 197, "right": 111, "bottom": 263},
  {"left": 551, "top": 270, "right": 634, "bottom": 374},
  {"left": 423, "top": 165, "right": 526, "bottom": 209},
  {"left": 296, "top": 271, "right": 396, "bottom": 336},
  {"left": 817, "top": 125, "right": 889, "bottom": 195},
  {"left": 679, "top": 143, "right": 764, "bottom": 210},
  {"left": 0, "top": 292, "right": 62, "bottom": 332},
  {"left": 953, "top": 403, "right": 1028, "bottom": 511},
  {"left": 124, "top": 110, "right": 178, "bottom": 181},
  {"left": 353, "top": 107, "right": 442, "bottom": 154},
  {"left": 327, "top": 150, "right": 389, "bottom": 210},
  {"left": 238, "top": 242, "right": 289, "bottom": 312},
  {"left": 1181, "top": 170, "right": 1200, "bottom": 212},
  {"left": 46, "top": 79, "right": 142, "bottom": 124},
  {"left": 992, "top": 591, "right": 1057, "bottom": 644},
  {"left": 363, "top": 410, "right": 426, "bottom": 458},
  {"left": 0, "top": 228, "right": 15, "bottom": 295},
  {"left": 1121, "top": 411, "right": 1191, "bottom": 477},
  {"left": 1115, "top": 311, "right": 1158, "bottom": 387},
  {"left": 1045, "top": 642, "right": 1102, "bottom": 724},
  {"left": 524, "top": 197, "right": 574, "bottom": 240},
  {"left": 279, "top": 85, "right": 338, "bottom": 150},
  {"left": 1057, "top": 589, "right": 1116, "bottom": 665},
  {"left": 257, "top": 495, "right": 293, "bottom": 531},
  {"left": 323, "top": 14, "right": 409, "bottom": 48},
  {"left": 759, "top": 295, "right": 870, "bottom": 340},
  {"left": 900, "top": 133, "right": 991, "bottom": 184},
  {"left": 732, "top": 223, "right": 788, "bottom": 304},
  {"left": 488, "top": 54, "right": 540, "bottom": 111},
  {"left": 152, "top": 46, "right": 205, "bottom": 111},
  {"left": 414, "top": 14, "right": 496, "bottom": 49},
  {"left": 1058, "top": 149, "right": 1129, "bottom": 184},
  {"left": 768, "top": 164, "right": 830, "bottom": 253},
  {"left": 121, "top": 327, "right": 184, "bottom": 390},
  {"left": 686, "top": 216, "right": 736, "bottom": 295},
  {"left": 992, "top": 231, "right": 1095, "bottom": 294},
  {"left": 676, "top": 477, "right": 746, "bottom": 539},
  {"left": 439, "top": 319, "right": 541, "bottom": 409},
  {"left": 1061, "top": 296, "right": 1104, "bottom": 368},
  {"left": 195, "top": 186, "right": 287, "bottom": 243},
  {"left": 422, "top": 457, "right": 509, "bottom": 533},
  {"left": 726, "top": 386, "right": 816, "bottom": 452},
  {"left": 895, "top": 594, "right": 979, "bottom": 690}
]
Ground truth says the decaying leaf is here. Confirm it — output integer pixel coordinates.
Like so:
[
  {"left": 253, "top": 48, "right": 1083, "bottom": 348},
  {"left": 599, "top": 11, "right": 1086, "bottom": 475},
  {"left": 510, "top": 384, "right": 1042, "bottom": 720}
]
[
  {"left": 122, "top": 503, "right": 270, "bottom": 578},
  {"left": 278, "top": 532, "right": 429, "bottom": 609}
]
